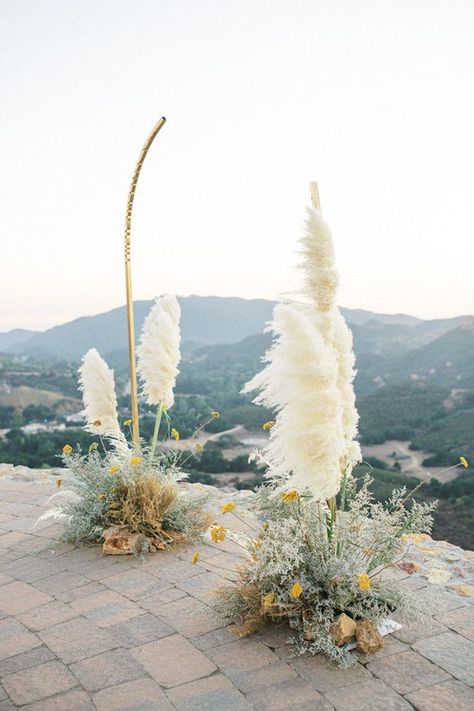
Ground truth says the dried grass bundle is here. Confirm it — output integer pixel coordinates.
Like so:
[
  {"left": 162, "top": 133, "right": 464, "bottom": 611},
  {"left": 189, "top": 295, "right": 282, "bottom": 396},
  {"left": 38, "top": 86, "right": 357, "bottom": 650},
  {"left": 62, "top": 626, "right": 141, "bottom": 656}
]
[{"left": 108, "top": 475, "right": 178, "bottom": 542}]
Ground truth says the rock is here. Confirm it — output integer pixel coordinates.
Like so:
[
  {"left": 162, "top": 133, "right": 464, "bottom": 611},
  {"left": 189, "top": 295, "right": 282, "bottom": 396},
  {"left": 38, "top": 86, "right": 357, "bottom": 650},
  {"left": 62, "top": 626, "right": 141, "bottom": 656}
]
[
  {"left": 330, "top": 613, "right": 357, "bottom": 646},
  {"left": 102, "top": 526, "right": 141, "bottom": 555},
  {"left": 356, "top": 619, "right": 384, "bottom": 654},
  {"left": 425, "top": 568, "right": 452, "bottom": 585},
  {"left": 448, "top": 583, "right": 474, "bottom": 597}
]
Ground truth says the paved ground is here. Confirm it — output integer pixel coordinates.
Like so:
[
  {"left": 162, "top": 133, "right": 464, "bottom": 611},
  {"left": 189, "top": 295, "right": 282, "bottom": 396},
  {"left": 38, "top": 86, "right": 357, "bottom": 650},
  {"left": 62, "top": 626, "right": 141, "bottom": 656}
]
[{"left": 0, "top": 471, "right": 474, "bottom": 710}]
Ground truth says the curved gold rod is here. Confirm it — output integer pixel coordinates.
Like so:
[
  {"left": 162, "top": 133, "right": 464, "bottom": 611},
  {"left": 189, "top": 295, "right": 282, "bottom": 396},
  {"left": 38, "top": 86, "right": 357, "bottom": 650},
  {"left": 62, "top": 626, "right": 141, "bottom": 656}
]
[{"left": 124, "top": 116, "right": 167, "bottom": 444}]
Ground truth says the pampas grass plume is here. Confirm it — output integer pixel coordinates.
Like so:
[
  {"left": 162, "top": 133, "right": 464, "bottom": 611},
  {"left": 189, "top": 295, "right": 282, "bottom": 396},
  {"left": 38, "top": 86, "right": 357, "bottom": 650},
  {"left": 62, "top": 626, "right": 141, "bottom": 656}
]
[{"left": 137, "top": 295, "right": 181, "bottom": 409}]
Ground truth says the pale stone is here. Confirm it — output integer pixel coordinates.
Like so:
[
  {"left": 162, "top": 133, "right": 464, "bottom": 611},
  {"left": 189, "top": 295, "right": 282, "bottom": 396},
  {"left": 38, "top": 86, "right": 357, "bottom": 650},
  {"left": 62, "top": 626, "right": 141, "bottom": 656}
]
[
  {"left": 448, "top": 583, "right": 474, "bottom": 597},
  {"left": 329, "top": 613, "right": 357, "bottom": 646},
  {"left": 425, "top": 568, "right": 452, "bottom": 585},
  {"left": 356, "top": 619, "right": 384, "bottom": 654},
  {"left": 102, "top": 527, "right": 141, "bottom": 555}
]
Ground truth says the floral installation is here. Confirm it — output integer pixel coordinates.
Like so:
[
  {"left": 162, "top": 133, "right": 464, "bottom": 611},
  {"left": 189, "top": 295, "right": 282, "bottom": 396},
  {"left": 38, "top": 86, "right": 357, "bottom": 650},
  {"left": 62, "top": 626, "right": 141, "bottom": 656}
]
[
  {"left": 38, "top": 295, "right": 213, "bottom": 555},
  {"left": 212, "top": 204, "right": 438, "bottom": 665}
]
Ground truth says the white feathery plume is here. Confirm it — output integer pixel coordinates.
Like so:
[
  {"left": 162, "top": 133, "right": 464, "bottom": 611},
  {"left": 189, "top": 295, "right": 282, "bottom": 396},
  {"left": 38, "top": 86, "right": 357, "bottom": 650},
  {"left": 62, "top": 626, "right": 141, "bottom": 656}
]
[
  {"left": 299, "top": 207, "right": 339, "bottom": 345},
  {"left": 136, "top": 294, "right": 181, "bottom": 409},
  {"left": 243, "top": 303, "right": 345, "bottom": 500},
  {"left": 243, "top": 205, "right": 361, "bottom": 499},
  {"left": 78, "top": 348, "right": 127, "bottom": 451}
]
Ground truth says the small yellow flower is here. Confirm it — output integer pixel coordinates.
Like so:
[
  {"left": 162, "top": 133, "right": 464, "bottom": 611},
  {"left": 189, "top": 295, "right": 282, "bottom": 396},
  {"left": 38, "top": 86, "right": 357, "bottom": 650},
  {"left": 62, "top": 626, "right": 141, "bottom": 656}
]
[
  {"left": 55, "top": 478, "right": 63, "bottom": 488},
  {"left": 262, "top": 592, "right": 276, "bottom": 609},
  {"left": 221, "top": 502, "right": 237, "bottom": 514},
  {"left": 62, "top": 444, "right": 73, "bottom": 456},
  {"left": 130, "top": 456, "right": 141, "bottom": 467},
  {"left": 123, "top": 419, "right": 132, "bottom": 426},
  {"left": 97, "top": 492, "right": 106, "bottom": 501},
  {"left": 171, "top": 428, "right": 180, "bottom": 441},
  {"left": 290, "top": 582, "right": 303, "bottom": 599},
  {"left": 211, "top": 411, "right": 220, "bottom": 419},
  {"left": 281, "top": 489, "right": 299, "bottom": 501},
  {"left": 89, "top": 442, "right": 98, "bottom": 451},
  {"left": 195, "top": 443, "right": 204, "bottom": 453},
  {"left": 93, "top": 419, "right": 102, "bottom": 427},
  {"left": 357, "top": 573, "right": 371, "bottom": 591},
  {"left": 192, "top": 552, "right": 200, "bottom": 564},
  {"left": 460, "top": 456, "right": 469, "bottom": 468},
  {"left": 210, "top": 524, "right": 227, "bottom": 543},
  {"left": 262, "top": 420, "right": 275, "bottom": 431},
  {"left": 110, "top": 465, "right": 119, "bottom": 475}
]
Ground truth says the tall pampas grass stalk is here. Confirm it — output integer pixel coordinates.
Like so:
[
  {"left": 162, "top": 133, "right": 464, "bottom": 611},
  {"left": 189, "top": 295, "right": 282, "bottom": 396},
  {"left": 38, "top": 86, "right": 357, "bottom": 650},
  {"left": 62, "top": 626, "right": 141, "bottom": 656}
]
[
  {"left": 300, "top": 207, "right": 362, "bottom": 473},
  {"left": 243, "top": 205, "right": 361, "bottom": 500},
  {"left": 136, "top": 295, "right": 181, "bottom": 457},
  {"left": 78, "top": 349, "right": 128, "bottom": 452}
]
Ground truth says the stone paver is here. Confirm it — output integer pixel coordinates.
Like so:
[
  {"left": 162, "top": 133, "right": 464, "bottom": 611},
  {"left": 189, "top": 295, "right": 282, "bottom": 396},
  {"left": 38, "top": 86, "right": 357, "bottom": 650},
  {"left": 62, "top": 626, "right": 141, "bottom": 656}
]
[
  {"left": 38, "top": 616, "right": 116, "bottom": 663},
  {"left": 1, "top": 469, "right": 474, "bottom": 711},
  {"left": 0, "top": 618, "right": 41, "bottom": 661},
  {"left": 413, "top": 631, "right": 474, "bottom": 685},
  {"left": 246, "top": 676, "right": 333, "bottom": 710},
  {"left": 94, "top": 678, "right": 173, "bottom": 711},
  {"left": 21, "top": 689, "right": 95, "bottom": 711},
  {"left": 157, "top": 593, "right": 227, "bottom": 637},
  {"left": 2, "top": 659, "right": 77, "bottom": 705},
  {"left": 324, "top": 677, "right": 412, "bottom": 710},
  {"left": 435, "top": 605, "right": 474, "bottom": 641},
  {"left": 132, "top": 633, "right": 217, "bottom": 688},
  {"left": 70, "top": 648, "right": 147, "bottom": 692},
  {"left": 18, "top": 600, "right": 78, "bottom": 630},
  {"left": 108, "top": 612, "right": 173, "bottom": 647},
  {"left": 293, "top": 655, "right": 372, "bottom": 693},
  {"left": 367, "top": 649, "right": 450, "bottom": 694},
  {"left": 405, "top": 679, "right": 474, "bottom": 711},
  {"left": 0, "top": 580, "right": 52, "bottom": 615},
  {"left": 206, "top": 638, "right": 278, "bottom": 676},
  {"left": 70, "top": 589, "right": 142, "bottom": 627},
  {"left": 166, "top": 674, "right": 252, "bottom": 710}
]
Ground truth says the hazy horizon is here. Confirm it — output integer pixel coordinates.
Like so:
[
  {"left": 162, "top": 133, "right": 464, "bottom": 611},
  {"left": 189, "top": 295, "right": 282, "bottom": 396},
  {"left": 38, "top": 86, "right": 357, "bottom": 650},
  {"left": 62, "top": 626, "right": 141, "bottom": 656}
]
[
  {"left": 2, "top": 1, "right": 474, "bottom": 331},
  {"left": 2, "top": 293, "right": 473, "bottom": 335}
]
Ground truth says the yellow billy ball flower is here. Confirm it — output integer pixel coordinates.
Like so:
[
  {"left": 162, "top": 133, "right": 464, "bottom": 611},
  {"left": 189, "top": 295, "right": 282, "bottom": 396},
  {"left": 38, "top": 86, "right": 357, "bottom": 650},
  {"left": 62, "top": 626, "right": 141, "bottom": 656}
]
[
  {"left": 123, "top": 419, "right": 132, "bottom": 426},
  {"left": 110, "top": 465, "right": 119, "bottom": 475},
  {"left": 281, "top": 489, "right": 299, "bottom": 501},
  {"left": 290, "top": 582, "right": 303, "bottom": 599},
  {"left": 358, "top": 574, "right": 371, "bottom": 591},
  {"left": 89, "top": 442, "right": 98, "bottom": 451},
  {"left": 460, "top": 456, "right": 469, "bottom": 468},
  {"left": 55, "top": 478, "right": 63, "bottom": 488},
  {"left": 62, "top": 444, "right": 73, "bottom": 455},
  {"left": 221, "top": 502, "right": 237, "bottom": 514},
  {"left": 192, "top": 552, "right": 200, "bottom": 564},
  {"left": 262, "top": 420, "right": 275, "bottom": 431},
  {"left": 211, "top": 411, "right": 220, "bottom": 418},
  {"left": 171, "top": 428, "right": 180, "bottom": 441},
  {"left": 210, "top": 524, "right": 227, "bottom": 543},
  {"left": 130, "top": 456, "right": 141, "bottom": 467}
]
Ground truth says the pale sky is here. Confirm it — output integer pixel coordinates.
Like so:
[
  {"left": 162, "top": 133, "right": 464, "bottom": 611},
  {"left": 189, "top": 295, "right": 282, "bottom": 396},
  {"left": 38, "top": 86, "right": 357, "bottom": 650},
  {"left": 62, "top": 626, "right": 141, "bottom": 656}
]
[{"left": 1, "top": 0, "right": 473, "bottom": 331}]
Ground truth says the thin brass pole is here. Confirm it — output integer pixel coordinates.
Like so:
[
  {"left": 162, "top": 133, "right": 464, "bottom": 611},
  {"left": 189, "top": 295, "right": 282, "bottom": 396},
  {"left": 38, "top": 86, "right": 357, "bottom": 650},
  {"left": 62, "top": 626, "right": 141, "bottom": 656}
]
[{"left": 125, "top": 116, "right": 167, "bottom": 444}]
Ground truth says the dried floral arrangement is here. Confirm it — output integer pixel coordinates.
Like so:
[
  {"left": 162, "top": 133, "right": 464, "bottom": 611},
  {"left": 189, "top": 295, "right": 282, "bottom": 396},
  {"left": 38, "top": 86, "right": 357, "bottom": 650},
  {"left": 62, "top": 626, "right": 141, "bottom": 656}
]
[
  {"left": 39, "top": 295, "right": 213, "bottom": 554},
  {"left": 210, "top": 202, "right": 438, "bottom": 665}
]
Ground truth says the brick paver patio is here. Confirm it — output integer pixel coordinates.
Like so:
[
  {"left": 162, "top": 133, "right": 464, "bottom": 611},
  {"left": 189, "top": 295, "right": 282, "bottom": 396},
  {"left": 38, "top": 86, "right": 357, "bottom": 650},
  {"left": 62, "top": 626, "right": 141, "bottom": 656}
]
[{"left": 1, "top": 472, "right": 474, "bottom": 710}]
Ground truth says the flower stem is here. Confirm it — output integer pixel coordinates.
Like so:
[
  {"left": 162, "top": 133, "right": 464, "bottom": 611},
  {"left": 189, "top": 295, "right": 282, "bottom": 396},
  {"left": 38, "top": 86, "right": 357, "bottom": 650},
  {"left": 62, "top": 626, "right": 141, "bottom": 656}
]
[{"left": 150, "top": 402, "right": 164, "bottom": 459}]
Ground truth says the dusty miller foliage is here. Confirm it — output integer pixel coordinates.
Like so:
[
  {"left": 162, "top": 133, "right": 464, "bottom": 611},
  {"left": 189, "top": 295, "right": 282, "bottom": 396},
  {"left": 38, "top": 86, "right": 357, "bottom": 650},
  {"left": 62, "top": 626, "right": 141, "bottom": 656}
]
[
  {"left": 46, "top": 445, "right": 211, "bottom": 548},
  {"left": 215, "top": 475, "right": 436, "bottom": 667}
]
